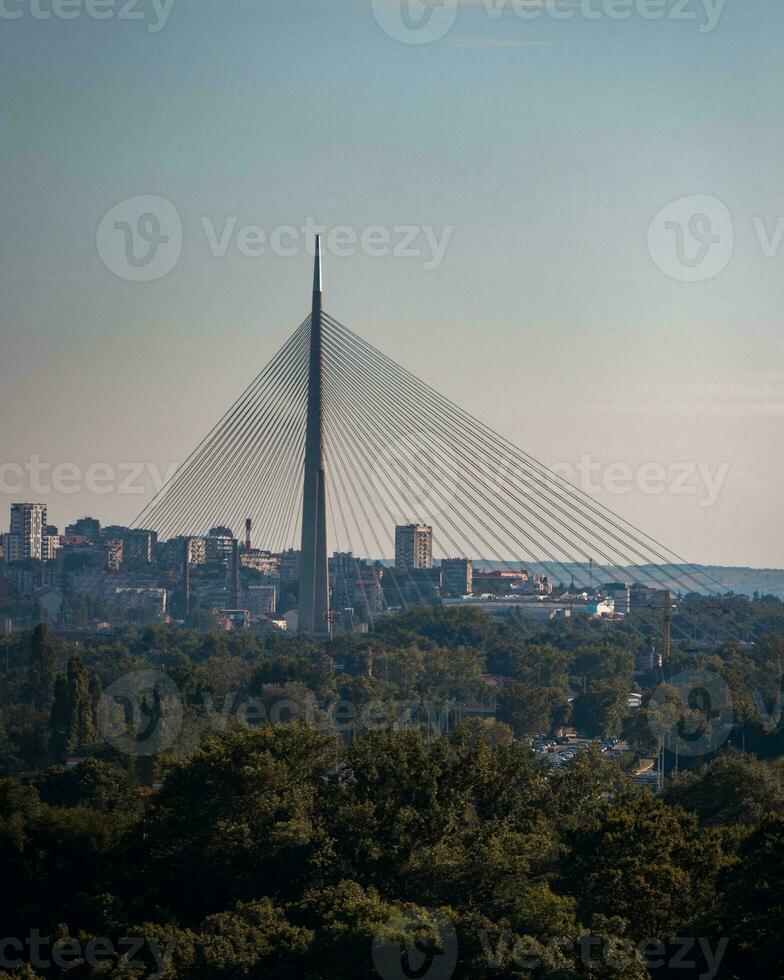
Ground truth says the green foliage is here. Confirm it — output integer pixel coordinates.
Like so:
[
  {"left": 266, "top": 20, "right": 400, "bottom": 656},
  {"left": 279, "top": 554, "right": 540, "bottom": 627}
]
[
  {"left": 567, "top": 790, "right": 698, "bottom": 940},
  {"left": 496, "top": 683, "right": 567, "bottom": 736},
  {"left": 0, "top": 603, "right": 781, "bottom": 978},
  {"left": 571, "top": 677, "right": 630, "bottom": 738},
  {"left": 27, "top": 625, "right": 59, "bottom": 711},
  {"left": 139, "top": 724, "right": 336, "bottom": 922},
  {"left": 36, "top": 758, "right": 137, "bottom": 813},
  {"left": 662, "top": 750, "right": 784, "bottom": 826},
  {"left": 719, "top": 814, "right": 784, "bottom": 977}
]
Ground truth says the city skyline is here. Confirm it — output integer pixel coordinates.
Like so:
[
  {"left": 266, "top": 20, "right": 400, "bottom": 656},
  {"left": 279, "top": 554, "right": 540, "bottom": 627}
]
[
  {"left": 2, "top": 1, "right": 783, "bottom": 567},
  {"left": 3, "top": 5, "right": 783, "bottom": 975}
]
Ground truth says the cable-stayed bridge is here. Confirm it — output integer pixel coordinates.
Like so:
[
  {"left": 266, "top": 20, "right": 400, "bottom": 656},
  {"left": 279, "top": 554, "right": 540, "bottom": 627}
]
[{"left": 134, "top": 238, "right": 724, "bottom": 638}]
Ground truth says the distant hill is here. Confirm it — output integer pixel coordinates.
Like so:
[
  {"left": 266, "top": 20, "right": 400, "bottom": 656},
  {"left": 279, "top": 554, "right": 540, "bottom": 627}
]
[
  {"left": 462, "top": 561, "right": 784, "bottom": 600},
  {"left": 677, "top": 565, "right": 784, "bottom": 600}
]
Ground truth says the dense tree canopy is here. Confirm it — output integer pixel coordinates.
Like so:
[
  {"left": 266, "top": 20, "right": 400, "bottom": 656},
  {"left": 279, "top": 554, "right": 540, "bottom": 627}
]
[{"left": 0, "top": 600, "right": 782, "bottom": 978}]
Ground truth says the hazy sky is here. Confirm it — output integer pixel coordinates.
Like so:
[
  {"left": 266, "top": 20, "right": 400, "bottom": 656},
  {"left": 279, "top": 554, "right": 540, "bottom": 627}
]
[{"left": 1, "top": 0, "right": 782, "bottom": 567}]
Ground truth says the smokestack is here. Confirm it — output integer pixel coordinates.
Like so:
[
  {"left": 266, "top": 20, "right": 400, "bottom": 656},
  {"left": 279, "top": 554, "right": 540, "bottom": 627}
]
[
  {"left": 232, "top": 538, "right": 240, "bottom": 610},
  {"left": 183, "top": 537, "right": 191, "bottom": 618},
  {"left": 245, "top": 518, "right": 252, "bottom": 554}
]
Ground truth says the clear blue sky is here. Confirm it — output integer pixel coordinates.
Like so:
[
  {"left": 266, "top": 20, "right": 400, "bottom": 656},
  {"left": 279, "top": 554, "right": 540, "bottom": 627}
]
[{"left": 2, "top": 0, "right": 782, "bottom": 566}]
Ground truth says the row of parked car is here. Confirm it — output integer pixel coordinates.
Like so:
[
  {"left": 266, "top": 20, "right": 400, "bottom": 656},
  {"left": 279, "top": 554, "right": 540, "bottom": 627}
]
[{"left": 529, "top": 734, "right": 626, "bottom": 768}]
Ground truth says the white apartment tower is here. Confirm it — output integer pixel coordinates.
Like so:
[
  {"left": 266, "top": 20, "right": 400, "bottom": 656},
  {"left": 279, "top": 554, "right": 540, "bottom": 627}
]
[
  {"left": 5, "top": 503, "right": 47, "bottom": 563},
  {"left": 395, "top": 524, "right": 433, "bottom": 570}
]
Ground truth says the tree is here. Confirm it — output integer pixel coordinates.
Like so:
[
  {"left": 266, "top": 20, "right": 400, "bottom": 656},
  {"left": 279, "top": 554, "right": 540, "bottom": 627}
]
[
  {"left": 496, "top": 684, "right": 566, "bottom": 736},
  {"left": 567, "top": 790, "right": 697, "bottom": 940},
  {"left": 37, "top": 758, "right": 137, "bottom": 814},
  {"left": 300, "top": 881, "right": 450, "bottom": 980},
  {"left": 48, "top": 674, "right": 70, "bottom": 762},
  {"left": 662, "top": 751, "right": 784, "bottom": 827},
  {"left": 571, "top": 677, "right": 629, "bottom": 738},
  {"left": 27, "top": 625, "right": 58, "bottom": 710},
  {"left": 719, "top": 815, "right": 784, "bottom": 977},
  {"left": 139, "top": 724, "right": 336, "bottom": 922},
  {"left": 48, "top": 656, "right": 96, "bottom": 761},
  {"left": 65, "top": 655, "right": 95, "bottom": 748},
  {"left": 138, "top": 899, "right": 313, "bottom": 979}
]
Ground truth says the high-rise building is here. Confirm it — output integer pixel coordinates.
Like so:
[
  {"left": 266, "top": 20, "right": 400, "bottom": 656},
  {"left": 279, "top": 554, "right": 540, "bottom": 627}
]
[
  {"left": 162, "top": 536, "right": 206, "bottom": 569},
  {"left": 123, "top": 528, "right": 157, "bottom": 566},
  {"left": 4, "top": 504, "right": 47, "bottom": 563},
  {"left": 440, "top": 558, "right": 473, "bottom": 598},
  {"left": 206, "top": 527, "right": 235, "bottom": 564},
  {"left": 185, "top": 537, "right": 207, "bottom": 565},
  {"left": 330, "top": 552, "right": 385, "bottom": 616},
  {"left": 42, "top": 533, "right": 61, "bottom": 562},
  {"left": 278, "top": 549, "right": 301, "bottom": 584},
  {"left": 65, "top": 517, "right": 101, "bottom": 543},
  {"left": 395, "top": 524, "right": 433, "bottom": 570}
]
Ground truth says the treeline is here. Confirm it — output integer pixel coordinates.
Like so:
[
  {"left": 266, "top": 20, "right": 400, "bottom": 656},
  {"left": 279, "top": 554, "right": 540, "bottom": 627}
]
[
  {"left": 1, "top": 596, "right": 784, "bottom": 777},
  {"left": 0, "top": 728, "right": 783, "bottom": 978},
  {"left": 0, "top": 599, "right": 783, "bottom": 978}
]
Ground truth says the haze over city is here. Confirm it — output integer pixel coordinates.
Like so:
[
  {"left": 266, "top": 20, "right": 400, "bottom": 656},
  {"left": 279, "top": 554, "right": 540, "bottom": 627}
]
[{"left": 3, "top": 0, "right": 783, "bottom": 567}]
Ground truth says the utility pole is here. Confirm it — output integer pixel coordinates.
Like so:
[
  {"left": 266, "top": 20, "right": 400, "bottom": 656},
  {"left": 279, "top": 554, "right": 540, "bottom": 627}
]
[
  {"left": 662, "top": 590, "right": 672, "bottom": 664},
  {"left": 182, "top": 537, "right": 191, "bottom": 619}
]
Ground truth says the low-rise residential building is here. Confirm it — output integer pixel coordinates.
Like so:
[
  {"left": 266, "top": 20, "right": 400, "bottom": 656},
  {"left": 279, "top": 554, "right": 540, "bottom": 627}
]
[
  {"left": 472, "top": 568, "right": 530, "bottom": 594},
  {"left": 103, "top": 538, "right": 124, "bottom": 572},
  {"left": 247, "top": 584, "right": 277, "bottom": 615},
  {"left": 107, "top": 587, "right": 167, "bottom": 623},
  {"left": 65, "top": 517, "right": 101, "bottom": 542},
  {"left": 5, "top": 561, "right": 60, "bottom": 597},
  {"left": 442, "top": 594, "right": 614, "bottom": 623},
  {"left": 214, "top": 609, "right": 250, "bottom": 631},
  {"left": 240, "top": 549, "right": 280, "bottom": 576},
  {"left": 278, "top": 549, "right": 301, "bottom": 584}
]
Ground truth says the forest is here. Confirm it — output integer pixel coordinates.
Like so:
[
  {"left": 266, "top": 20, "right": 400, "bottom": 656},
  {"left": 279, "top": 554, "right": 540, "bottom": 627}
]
[{"left": 0, "top": 596, "right": 783, "bottom": 979}]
